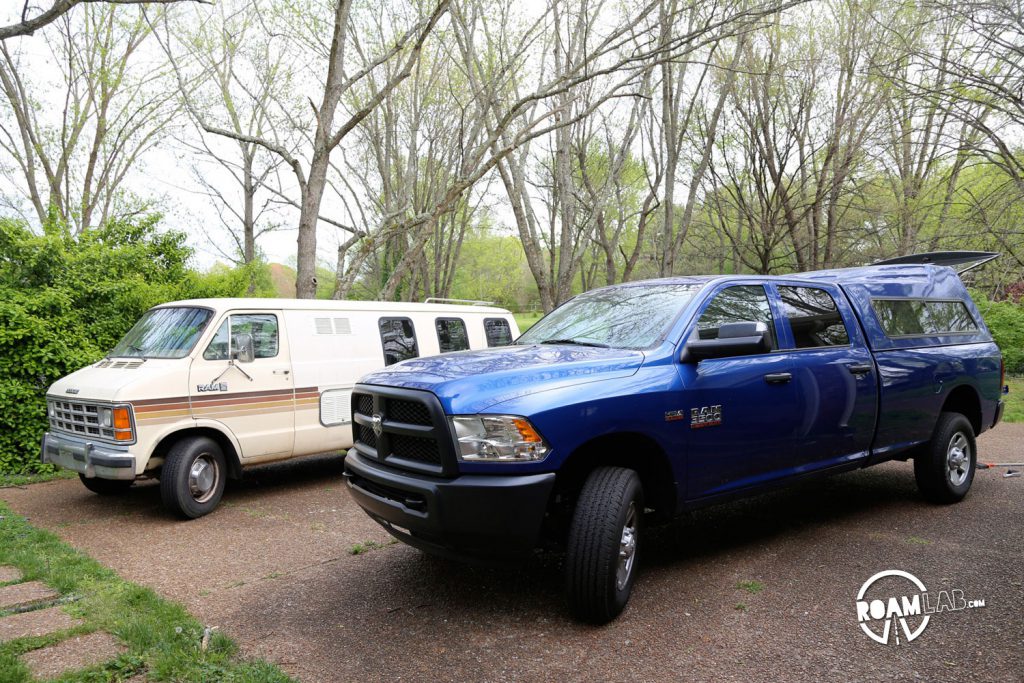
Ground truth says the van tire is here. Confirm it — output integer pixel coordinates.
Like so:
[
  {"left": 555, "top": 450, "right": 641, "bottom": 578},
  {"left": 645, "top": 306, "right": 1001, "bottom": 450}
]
[
  {"left": 160, "top": 436, "right": 226, "bottom": 519},
  {"left": 78, "top": 474, "right": 133, "bottom": 496},
  {"left": 914, "top": 412, "right": 976, "bottom": 504},
  {"left": 565, "top": 466, "right": 643, "bottom": 624}
]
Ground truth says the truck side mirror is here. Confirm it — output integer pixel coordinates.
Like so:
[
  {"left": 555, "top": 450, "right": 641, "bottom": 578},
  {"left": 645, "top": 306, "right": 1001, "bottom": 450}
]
[
  {"left": 681, "top": 321, "right": 770, "bottom": 363},
  {"left": 231, "top": 333, "right": 255, "bottom": 363}
]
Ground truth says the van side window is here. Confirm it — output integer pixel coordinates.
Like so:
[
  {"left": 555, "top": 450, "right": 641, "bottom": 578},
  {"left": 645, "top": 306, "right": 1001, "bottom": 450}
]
[
  {"left": 778, "top": 286, "right": 850, "bottom": 348},
  {"left": 379, "top": 318, "right": 419, "bottom": 365},
  {"left": 232, "top": 314, "right": 279, "bottom": 358},
  {"left": 202, "top": 315, "right": 278, "bottom": 359},
  {"left": 436, "top": 318, "right": 469, "bottom": 353},
  {"left": 872, "top": 299, "right": 978, "bottom": 337},
  {"left": 484, "top": 318, "right": 513, "bottom": 347},
  {"left": 203, "top": 320, "right": 229, "bottom": 360},
  {"left": 694, "top": 285, "right": 777, "bottom": 349}
]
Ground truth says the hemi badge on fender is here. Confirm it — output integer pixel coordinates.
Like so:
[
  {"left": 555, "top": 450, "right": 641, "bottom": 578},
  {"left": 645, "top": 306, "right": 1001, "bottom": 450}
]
[{"left": 665, "top": 410, "right": 686, "bottom": 422}]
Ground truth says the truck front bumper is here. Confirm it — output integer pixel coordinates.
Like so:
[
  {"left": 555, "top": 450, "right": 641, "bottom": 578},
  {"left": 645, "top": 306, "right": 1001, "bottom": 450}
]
[
  {"left": 343, "top": 451, "right": 556, "bottom": 561},
  {"left": 40, "top": 432, "right": 137, "bottom": 480}
]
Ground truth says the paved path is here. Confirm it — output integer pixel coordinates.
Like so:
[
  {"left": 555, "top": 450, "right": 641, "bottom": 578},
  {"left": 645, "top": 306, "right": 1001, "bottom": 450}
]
[{"left": 2, "top": 427, "right": 1022, "bottom": 682}]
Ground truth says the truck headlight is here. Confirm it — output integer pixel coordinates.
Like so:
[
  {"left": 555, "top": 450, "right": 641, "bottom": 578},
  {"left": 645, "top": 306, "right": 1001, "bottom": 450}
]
[{"left": 450, "top": 415, "right": 550, "bottom": 462}]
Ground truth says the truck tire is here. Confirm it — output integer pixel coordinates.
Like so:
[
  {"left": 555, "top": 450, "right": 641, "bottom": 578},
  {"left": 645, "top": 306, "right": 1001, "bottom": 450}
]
[
  {"left": 914, "top": 412, "right": 976, "bottom": 504},
  {"left": 160, "top": 436, "right": 226, "bottom": 519},
  {"left": 565, "top": 466, "right": 643, "bottom": 623},
  {"left": 78, "top": 474, "right": 133, "bottom": 496}
]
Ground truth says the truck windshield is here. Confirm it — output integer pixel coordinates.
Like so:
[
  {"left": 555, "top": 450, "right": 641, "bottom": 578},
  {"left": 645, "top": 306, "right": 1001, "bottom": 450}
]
[
  {"left": 108, "top": 307, "right": 213, "bottom": 359},
  {"left": 517, "top": 284, "right": 702, "bottom": 349}
]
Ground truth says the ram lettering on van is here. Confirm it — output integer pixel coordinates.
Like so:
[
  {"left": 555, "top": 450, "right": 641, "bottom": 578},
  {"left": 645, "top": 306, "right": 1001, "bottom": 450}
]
[{"left": 196, "top": 382, "right": 228, "bottom": 393}]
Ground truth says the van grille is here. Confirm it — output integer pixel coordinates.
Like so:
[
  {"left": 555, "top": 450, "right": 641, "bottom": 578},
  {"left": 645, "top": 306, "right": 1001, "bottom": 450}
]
[{"left": 48, "top": 401, "right": 116, "bottom": 440}]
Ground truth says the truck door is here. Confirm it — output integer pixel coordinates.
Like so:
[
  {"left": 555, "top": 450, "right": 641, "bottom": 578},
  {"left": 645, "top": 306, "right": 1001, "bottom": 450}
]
[
  {"left": 770, "top": 282, "right": 877, "bottom": 469},
  {"left": 680, "top": 284, "right": 805, "bottom": 499},
  {"left": 189, "top": 311, "right": 294, "bottom": 459}
]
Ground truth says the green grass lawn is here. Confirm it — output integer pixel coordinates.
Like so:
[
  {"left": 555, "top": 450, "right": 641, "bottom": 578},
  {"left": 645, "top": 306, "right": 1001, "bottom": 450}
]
[
  {"left": 1003, "top": 376, "right": 1024, "bottom": 423},
  {"left": 514, "top": 312, "right": 544, "bottom": 333},
  {"left": 0, "top": 501, "right": 292, "bottom": 682}
]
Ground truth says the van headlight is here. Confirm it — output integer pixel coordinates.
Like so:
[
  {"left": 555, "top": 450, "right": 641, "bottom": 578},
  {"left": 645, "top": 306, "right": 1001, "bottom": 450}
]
[
  {"left": 450, "top": 415, "right": 550, "bottom": 462},
  {"left": 98, "top": 407, "right": 113, "bottom": 427}
]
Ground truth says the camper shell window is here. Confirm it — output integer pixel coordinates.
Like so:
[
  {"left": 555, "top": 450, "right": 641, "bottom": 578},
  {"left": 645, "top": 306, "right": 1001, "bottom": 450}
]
[{"left": 871, "top": 298, "right": 978, "bottom": 338}]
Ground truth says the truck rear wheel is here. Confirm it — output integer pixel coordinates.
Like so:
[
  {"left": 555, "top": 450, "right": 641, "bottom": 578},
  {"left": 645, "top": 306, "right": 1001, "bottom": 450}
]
[
  {"left": 160, "top": 436, "right": 226, "bottom": 519},
  {"left": 914, "top": 412, "right": 976, "bottom": 504},
  {"left": 565, "top": 466, "right": 643, "bottom": 623},
  {"left": 78, "top": 474, "right": 133, "bottom": 496}
]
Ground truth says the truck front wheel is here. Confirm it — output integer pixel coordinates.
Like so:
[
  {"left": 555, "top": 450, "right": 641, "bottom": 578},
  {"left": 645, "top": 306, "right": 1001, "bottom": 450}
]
[
  {"left": 78, "top": 474, "right": 133, "bottom": 496},
  {"left": 160, "top": 436, "right": 227, "bottom": 519},
  {"left": 914, "top": 412, "right": 976, "bottom": 504},
  {"left": 565, "top": 466, "right": 644, "bottom": 623}
]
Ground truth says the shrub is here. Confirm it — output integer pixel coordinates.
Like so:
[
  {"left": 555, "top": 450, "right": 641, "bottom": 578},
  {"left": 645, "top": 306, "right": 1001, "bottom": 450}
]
[
  {"left": 0, "top": 216, "right": 254, "bottom": 473},
  {"left": 973, "top": 295, "right": 1024, "bottom": 374}
]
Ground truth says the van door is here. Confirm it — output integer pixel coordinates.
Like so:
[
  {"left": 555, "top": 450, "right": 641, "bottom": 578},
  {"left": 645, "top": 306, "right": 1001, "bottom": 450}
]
[
  {"left": 770, "top": 282, "right": 877, "bottom": 469},
  {"left": 680, "top": 284, "right": 804, "bottom": 499},
  {"left": 189, "top": 311, "right": 294, "bottom": 459}
]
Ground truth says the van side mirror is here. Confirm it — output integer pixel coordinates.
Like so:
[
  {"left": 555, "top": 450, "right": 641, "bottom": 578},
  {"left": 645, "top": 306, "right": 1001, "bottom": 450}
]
[
  {"left": 232, "top": 333, "right": 255, "bottom": 363},
  {"left": 681, "top": 321, "right": 770, "bottom": 363}
]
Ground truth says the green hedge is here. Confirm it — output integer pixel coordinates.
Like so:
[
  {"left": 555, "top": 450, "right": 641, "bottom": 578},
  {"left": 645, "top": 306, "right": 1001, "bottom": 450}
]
[
  {"left": 0, "top": 216, "right": 256, "bottom": 474},
  {"left": 974, "top": 295, "right": 1024, "bottom": 374}
]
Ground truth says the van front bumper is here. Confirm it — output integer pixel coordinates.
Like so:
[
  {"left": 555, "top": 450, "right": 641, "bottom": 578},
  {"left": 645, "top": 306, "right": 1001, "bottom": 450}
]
[
  {"left": 343, "top": 451, "right": 556, "bottom": 561},
  {"left": 40, "top": 432, "right": 137, "bottom": 480}
]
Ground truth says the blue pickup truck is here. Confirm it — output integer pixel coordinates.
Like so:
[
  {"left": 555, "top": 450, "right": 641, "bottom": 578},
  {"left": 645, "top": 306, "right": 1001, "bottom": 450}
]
[{"left": 344, "top": 255, "right": 1005, "bottom": 622}]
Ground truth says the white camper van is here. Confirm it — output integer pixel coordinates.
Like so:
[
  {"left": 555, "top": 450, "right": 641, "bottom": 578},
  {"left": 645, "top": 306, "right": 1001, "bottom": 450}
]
[{"left": 40, "top": 298, "right": 519, "bottom": 518}]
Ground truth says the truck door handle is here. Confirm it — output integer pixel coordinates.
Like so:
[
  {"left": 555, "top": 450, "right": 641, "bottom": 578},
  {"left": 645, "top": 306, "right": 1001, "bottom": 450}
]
[
  {"left": 847, "top": 363, "right": 872, "bottom": 375},
  {"left": 764, "top": 372, "right": 792, "bottom": 384}
]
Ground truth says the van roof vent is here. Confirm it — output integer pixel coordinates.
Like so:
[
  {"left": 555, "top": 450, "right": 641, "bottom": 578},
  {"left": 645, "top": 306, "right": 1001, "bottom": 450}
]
[
  {"left": 333, "top": 317, "right": 351, "bottom": 335},
  {"left": 315, "top": 317, "right": 352, "bottom": 335}
]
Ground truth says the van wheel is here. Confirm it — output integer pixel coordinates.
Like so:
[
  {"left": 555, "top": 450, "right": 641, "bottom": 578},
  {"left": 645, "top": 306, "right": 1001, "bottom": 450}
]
[
  {"left": 78, "top": 474, "right": 133, "bottom": 496},
  {"left": 160, "top": 437, "right": 226, "bottom": 519},
  {"left": 914, "top": 412, "right": 976, "bottom": 504},
  {"left": 565, "top": 466, "right": 643, "bottom": 623}
]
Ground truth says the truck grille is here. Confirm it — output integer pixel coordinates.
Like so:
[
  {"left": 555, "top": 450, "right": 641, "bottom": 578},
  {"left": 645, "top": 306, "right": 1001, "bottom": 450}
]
[
  {"left": 48, "top": 400, "right": 116, "bottom": 440},
  {"left": 351, "top": 387, "right": 455, "bottom": 476}
]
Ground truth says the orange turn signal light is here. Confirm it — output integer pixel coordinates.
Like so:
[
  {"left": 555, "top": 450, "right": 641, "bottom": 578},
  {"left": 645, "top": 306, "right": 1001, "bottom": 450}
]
[
  {"left": 113, "top": 407, "right": 131, "bottom": 430},
  {"left": 513, "top": 418, "right": 543, "bottom": 443}
]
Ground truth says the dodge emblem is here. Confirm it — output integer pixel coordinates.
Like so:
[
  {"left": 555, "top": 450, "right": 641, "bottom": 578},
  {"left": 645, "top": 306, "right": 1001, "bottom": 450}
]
[{"left": 371, "top": 414, "right": 384, "bottom": 438}]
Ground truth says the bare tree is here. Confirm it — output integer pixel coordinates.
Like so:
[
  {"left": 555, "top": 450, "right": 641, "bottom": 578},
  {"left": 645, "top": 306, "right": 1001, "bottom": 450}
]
[{"left": 0, "top": 0, "right": 208, "bottom": 40}]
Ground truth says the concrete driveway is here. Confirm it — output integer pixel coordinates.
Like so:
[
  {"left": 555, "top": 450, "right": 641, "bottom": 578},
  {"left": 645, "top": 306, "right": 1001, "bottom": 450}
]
[{"left": 2, "top": 426, "right": 1022, "bottom": 682}]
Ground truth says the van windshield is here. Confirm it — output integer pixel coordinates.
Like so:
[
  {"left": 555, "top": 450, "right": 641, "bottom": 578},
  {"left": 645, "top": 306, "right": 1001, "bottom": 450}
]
[
  {"left": 109, "top": 307, "right": 213, "bottom": 359},
  {"left": 516, "top": 283, "right": 703, "bottom": 349}
]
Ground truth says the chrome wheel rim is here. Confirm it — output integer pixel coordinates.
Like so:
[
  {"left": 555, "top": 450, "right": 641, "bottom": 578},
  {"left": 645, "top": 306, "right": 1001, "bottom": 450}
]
[
  {"left": 947, "top": 432, "right": 971, "bottom": 487},
  {"left": 616, "top": 502, "right": 638, "bottom": 591},
  {"left": 188, "top": 454, "right": 219, "bottom": 503}
]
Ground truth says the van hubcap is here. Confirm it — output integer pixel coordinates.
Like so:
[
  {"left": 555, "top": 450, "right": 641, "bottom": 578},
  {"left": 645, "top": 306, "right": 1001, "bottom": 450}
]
[
  {"left": 189, "top": 455, "right": 219, "bottom": 502},
  {"left": 616, "top": 502, "right": 638, "bottom": 591},
  {"left": 947, "top": 432, "right": 971, "bottom": 487}
]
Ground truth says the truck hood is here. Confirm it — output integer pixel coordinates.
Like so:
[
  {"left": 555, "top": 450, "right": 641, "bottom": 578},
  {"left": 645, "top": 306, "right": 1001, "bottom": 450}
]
[
  {"left": 47, "top": 358, "right": 190, "bottom": 404},
  {"left": 359, "top": 344, "right": 644, "bottom": 413}
]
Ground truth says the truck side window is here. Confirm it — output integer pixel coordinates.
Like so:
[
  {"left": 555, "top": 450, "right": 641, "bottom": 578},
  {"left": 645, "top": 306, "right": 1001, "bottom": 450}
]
[
  {"left": 380, "top": 318, "right": 419, "bottom": 365},
  {"left": 232, "top": 314, "right": 279, "bottom": 358},
  {"left": 695, "top": 285, "right": 777, "bottom": 349},
  {"left": 872, "top": 299, "right": 978, "bottom": 337},
  {"left": 778, "top": 286, "right": 850, "bottom": 348},
  {"left": 436, "top": 318, "right": 469, "bottom": 353},
  {"left": 484, "top": 318, "right": 513, "bottom": 347}
]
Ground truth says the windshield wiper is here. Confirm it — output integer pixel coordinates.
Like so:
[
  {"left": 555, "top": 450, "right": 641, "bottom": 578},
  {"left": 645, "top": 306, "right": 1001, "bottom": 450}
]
[{"left": 539, "top": 338, "right": 610, "bottom": 348}]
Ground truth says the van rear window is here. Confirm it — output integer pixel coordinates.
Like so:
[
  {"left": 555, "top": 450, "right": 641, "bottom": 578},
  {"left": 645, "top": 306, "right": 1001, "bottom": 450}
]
[{"left": 871, "top": 299, "right": 978, "bottom": 337}]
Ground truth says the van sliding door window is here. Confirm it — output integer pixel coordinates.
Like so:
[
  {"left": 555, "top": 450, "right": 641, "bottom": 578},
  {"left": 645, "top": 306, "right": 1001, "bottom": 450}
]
[
  {"left": 379, "top": 318, "right": 419, "bottom": 365},
  {"left": 436, "top": 318, "right": 469, "bottom": 353},
  {"left": 777, "top": 286, "right": 850, "bottom": 348},
  {"left": 484, "top": 318, "right": 513, "bottom": 347}
]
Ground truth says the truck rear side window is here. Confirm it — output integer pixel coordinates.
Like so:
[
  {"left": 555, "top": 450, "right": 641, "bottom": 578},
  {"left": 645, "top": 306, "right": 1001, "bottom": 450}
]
[
  {"left": 695, "top": 285, "right": 777, "bottom": 349},
  {"left": 379, "top": 318, "right": 419, "bottom": 365},
  {"left": 778, "top": 286, "right": 850, "bottom": 348},
  {"left": 436, "top": 318, "right": 469, "bottom": 353},
  {"left": 484, "top": 318, "right": 512, "bottom": 347},
  {"left": 872, "top": 299, "right": 978, "bottom": 337}
]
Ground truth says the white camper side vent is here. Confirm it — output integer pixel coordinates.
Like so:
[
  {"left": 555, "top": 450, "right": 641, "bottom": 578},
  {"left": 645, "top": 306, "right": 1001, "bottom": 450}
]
[
  {"left": 320, "top": 389, "right": 352, "bottom": 426},
  {"left": 333, "top": 317, "right": 352, "bottom": 334},
  {"left": 314, "top": 317, "right": 334, "bottom": 335}
]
